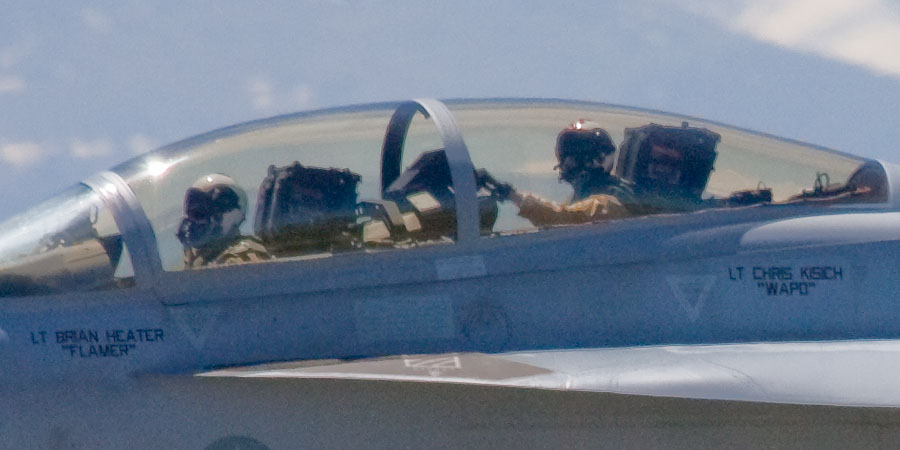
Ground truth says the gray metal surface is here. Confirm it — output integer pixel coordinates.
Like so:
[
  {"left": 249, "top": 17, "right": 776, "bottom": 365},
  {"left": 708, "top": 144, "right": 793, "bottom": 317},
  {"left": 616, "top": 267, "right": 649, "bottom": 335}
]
[
  {"left": 204, "top": 340, "right": 900, "bottom": 408},
  {"left": 5, "top": 375, "right": 900, "bottom": 449}
]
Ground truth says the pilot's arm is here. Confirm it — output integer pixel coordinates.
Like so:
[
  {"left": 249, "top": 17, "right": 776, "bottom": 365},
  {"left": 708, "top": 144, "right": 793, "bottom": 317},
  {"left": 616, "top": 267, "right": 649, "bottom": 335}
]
[
  {"left": 477, "top": 169, "right": 630, "bottom": 227},
  {"left": 510, "top": 191, "right": 630, "bottom": 227},
  {"left": 211, "top": 237, "right": 271, "bottom": 266}
]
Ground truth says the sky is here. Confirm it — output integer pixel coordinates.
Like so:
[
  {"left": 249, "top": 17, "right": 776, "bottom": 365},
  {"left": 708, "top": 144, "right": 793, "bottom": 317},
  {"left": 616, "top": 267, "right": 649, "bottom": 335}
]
[{"left": 1, "top": 0, "right": 899, "bottom": 220}]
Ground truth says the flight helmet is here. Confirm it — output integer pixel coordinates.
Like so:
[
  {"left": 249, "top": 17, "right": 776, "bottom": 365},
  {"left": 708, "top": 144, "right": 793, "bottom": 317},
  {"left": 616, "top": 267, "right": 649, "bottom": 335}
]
[
  {"left": 555, "top": 119, "right": 617, "bottom": 184},
  {"left": 616, "top": 123, "right": 719, "bottom": 202},
  {"left": 176, "top": 174, "right": 248, "bottom": 249}
]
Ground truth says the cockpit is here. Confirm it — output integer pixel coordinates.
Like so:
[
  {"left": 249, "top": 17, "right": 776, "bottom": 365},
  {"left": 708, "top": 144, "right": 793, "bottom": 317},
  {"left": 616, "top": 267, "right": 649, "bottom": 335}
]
[{"left": 0, "top": 99, "right": 892, "bottom": 298}]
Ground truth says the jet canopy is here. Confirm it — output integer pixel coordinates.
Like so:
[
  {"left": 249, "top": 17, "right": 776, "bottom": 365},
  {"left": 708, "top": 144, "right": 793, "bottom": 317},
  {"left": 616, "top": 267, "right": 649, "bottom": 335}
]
[{"left": 0, "top": 99, "right": 890, "bottom": 297}]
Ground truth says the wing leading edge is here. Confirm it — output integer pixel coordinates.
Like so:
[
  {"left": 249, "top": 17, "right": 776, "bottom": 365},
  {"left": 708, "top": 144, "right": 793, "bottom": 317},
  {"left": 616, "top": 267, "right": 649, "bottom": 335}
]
[{"left": 199, "top": 339, "right": 900, "bottom": 408}]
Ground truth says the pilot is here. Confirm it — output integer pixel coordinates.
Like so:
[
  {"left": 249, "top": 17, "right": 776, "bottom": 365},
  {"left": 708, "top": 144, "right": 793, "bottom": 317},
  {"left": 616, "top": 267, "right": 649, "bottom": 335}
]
[
  {"left": 620, "top": 123, "right": 720, "bottom": 214},
  {"left": 479, "top": 120, "right": 634, "bottom": 227},
  {"left": 176, "top": 174, "right": 271, "bottom": 269}
]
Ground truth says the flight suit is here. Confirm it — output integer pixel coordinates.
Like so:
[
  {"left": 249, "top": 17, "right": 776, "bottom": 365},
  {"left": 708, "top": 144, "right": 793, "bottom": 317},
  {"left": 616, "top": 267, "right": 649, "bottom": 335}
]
[
  {"left": 184, "top": 236, "right": 271, "bottom": 269},
  {"left": 514, "top": 175, "right": 637, "bottom": 227},
  {"left": 516, "top": 193, "right": 632, "bottom": 227}
]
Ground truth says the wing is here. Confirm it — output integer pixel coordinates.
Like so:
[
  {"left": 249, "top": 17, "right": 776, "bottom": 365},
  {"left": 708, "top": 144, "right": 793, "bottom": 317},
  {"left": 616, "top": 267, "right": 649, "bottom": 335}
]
[{"left": 199, "top": 339, "right": 900, "bottom": 408}]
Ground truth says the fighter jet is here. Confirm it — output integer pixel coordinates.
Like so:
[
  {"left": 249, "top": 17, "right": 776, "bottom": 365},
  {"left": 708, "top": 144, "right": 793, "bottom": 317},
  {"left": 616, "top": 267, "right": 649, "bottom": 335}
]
[{"left": 2, "top": 98, "right": 900, "bottom": 448}]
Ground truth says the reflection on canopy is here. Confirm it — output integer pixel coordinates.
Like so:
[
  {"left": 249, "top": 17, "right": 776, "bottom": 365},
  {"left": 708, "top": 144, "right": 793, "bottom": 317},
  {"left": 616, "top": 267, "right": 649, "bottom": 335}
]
[
  {"left": 111, "top": 100, "right": 885, "bottom": 272},
  {"left": 0, "top": 184, "right": 133, "bottom": 297}
]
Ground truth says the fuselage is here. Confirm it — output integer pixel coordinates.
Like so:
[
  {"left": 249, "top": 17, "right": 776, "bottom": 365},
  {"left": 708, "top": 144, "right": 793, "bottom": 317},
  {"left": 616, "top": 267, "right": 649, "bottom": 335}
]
[{"left": 2, "top": 98, "right": 899, "bottom": 448}]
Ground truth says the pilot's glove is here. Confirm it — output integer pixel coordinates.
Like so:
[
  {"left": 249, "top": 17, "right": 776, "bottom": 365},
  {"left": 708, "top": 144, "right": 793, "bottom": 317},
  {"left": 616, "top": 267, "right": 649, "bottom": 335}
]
[
  {"left": 493, "top": 180, "right": 513, "bottom": 200},
  {"left": 476, "top": 169, "right": 514, "bottom": 201}
]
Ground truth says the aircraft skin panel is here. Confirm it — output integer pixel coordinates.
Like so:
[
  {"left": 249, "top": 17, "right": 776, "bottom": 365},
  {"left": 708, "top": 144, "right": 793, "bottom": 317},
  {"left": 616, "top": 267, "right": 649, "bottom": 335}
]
[
  {"left": 738, "top": 212, "right": 900, "bottom": 250},
  {"left": 2, "top": 217, "right": 899, "bottom": 381},
  {"left": 201, "top": 340, "right": 900, "bottom": 408},
  {"left": 5, "top": 375, "right": 900, "bottom": 449}
]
